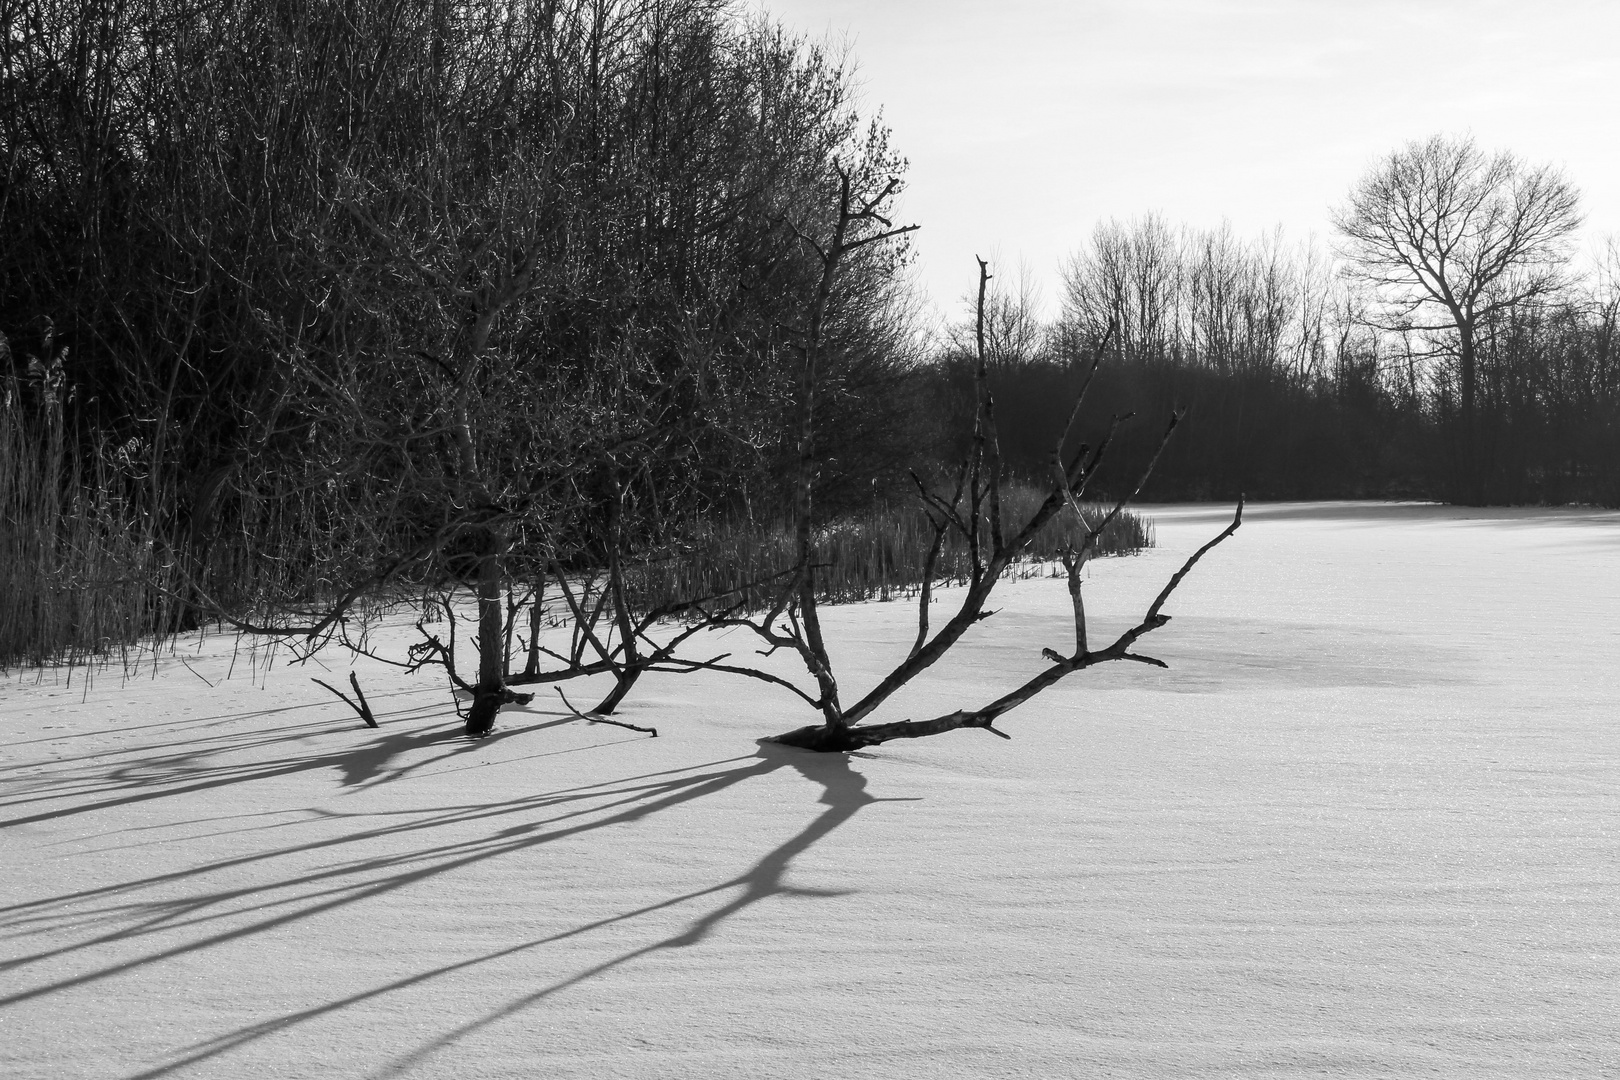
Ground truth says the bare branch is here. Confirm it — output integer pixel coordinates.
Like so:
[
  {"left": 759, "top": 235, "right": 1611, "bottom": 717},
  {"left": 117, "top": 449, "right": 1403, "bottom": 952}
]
[
  {"left": 1145, "top": 496, "right": 1244, "bottom": 623},
  {"left": 312, "top": 672, "right": 379, "bottom": 728},
  {"left": 554, "top": 688, "right": 657, "bottom": 737}
]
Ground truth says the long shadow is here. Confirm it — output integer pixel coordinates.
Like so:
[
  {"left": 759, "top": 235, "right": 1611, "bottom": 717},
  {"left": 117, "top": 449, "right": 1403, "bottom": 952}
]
[
  {"left": 1, "top": 683, "right": 444, "bottom": 751},
  {"left": 36, "top": 724, "right": 637, "bottom": 862},
  {"left": 0, "top": 697, "right": 572, "bottom": 828},
  {"left": 2, "top": 748, "right": 740, "bottom": 919},
  {"left": 374, "top": 744, "right": 914, "bottom": 1078},
  {"left": 0, "top": 749, "right": 765, "bottom": 980},
  {"left": 98, "top": 742, "right": 903, "bottom": 1080}
]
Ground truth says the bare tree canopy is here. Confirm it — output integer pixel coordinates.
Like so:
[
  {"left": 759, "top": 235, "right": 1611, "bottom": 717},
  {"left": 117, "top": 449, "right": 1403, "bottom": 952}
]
[
  {"left": 1334, "top": 134, "right": 1582, "bottom": 326},
  {"left": 1333, "top": 135, "right": 1582, "bottom": 500}
]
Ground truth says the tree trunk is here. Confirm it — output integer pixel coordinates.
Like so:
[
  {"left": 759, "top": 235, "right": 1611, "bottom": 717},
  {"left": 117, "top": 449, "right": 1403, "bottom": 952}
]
[
  {"left": 593, "top": 667, "right": 643, "bottom": 714},
  {"left": 1459, "top": 324, "right": 1482, "bottom": 503},
  {"left": 465, "top": 525, "right": 509, "bottom": 737},
  {"left": 522, "top": 576, "right": 545, "bottom": 678}
]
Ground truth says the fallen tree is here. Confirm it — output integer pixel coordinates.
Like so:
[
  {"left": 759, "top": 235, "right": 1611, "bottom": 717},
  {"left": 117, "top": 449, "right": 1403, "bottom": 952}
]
[{"left": 706, "top": 172, "right": 1241, "bottom": 750}]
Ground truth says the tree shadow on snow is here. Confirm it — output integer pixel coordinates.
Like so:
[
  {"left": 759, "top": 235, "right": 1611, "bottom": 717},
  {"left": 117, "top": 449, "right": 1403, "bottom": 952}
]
[
  {"left": 0, "top": 739, "right": 750, "bottom": 973},
  {"left": 373, "top": 743, "right": 914, "bottom": 1078},
  {"left": 0, "top": 694, "right": 570, "bottom": 830},
  {"left": 1, "top": 740, "right": 906, "bottom": 1079}
]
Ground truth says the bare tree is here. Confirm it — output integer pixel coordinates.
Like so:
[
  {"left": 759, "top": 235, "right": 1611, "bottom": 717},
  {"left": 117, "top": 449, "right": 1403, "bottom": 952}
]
[
  {"left": 1061, "top": 214, "right": 1183, "bottom": 366},
  {"left": 1333, "top": 134, "right": 1582, "bottom": 501}
]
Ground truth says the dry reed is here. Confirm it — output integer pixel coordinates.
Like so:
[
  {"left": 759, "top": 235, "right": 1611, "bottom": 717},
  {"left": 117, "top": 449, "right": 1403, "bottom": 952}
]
[
  {"left": 0, "top": 375, "right": 189, "bottom": 670},
  {"left": 628, "top": 485, "right": 1153, "bottom": 616}
]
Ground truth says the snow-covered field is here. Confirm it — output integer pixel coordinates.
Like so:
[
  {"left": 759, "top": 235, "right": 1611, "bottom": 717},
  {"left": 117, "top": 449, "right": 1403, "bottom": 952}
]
[{"left": 3, "top": 502, "right": 1617, "bottom": 1079}]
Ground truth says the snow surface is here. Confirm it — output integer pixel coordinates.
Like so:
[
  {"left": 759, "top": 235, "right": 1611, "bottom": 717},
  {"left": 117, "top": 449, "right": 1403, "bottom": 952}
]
[{"left": 3, "top": 502, "right": 1618, "bottom": 1079}]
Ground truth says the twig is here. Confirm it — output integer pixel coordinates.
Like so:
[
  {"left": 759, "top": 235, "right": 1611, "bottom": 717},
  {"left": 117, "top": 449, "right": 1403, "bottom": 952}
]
[
  {"left": 178, "top": 656, "right": 214, "bottom": 688},
  {"left": 554, "top": 687, "right": 657, "bottom": 736}
]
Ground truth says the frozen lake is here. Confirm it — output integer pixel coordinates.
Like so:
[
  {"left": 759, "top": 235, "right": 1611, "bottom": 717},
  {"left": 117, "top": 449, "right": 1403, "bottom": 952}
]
[{"left": 3, "top": 502, "right": 1617, "bottom": 1077}]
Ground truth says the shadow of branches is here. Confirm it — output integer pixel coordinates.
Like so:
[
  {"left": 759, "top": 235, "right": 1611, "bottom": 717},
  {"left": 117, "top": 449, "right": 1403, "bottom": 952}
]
[{"left": 2, "top": 726, "right": 901, "bottom": 1079}]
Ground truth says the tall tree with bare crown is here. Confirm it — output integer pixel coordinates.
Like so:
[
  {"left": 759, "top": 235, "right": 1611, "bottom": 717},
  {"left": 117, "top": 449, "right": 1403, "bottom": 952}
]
[{"left": 1334, "top": 135, "right": 1582, "bottom": 501}]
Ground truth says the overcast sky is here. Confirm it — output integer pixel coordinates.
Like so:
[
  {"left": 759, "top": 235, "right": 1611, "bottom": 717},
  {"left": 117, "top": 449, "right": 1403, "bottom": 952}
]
[{"left": 752, "top": 0, "right": 1620, "bottom": 323}]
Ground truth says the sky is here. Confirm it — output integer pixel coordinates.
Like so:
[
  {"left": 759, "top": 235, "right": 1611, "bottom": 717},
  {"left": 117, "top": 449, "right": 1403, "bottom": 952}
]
[{"left": 751, "top": 0, "right": 1620, "bottom": 323}]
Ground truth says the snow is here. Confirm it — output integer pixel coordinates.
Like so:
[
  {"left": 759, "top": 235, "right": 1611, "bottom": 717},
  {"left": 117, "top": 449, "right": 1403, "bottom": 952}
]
[{"left": 3, "top": 502, "right": 1618, "bottom": 1078}]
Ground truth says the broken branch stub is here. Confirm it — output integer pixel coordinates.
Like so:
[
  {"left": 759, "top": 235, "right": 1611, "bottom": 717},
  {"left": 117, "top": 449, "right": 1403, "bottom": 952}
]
[{"left": 312, "top": 671, "right": 379, "bottom": 729}]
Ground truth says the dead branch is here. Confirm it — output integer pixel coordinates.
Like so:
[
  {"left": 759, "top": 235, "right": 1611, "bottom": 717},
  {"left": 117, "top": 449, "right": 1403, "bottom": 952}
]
[
  {"left": 1144, "top": 496, "right": 1245, "bottom": 622},
  {"left": 748, "top": 240, "right": 1241, "bottom": 750},
  {"left": 554, "top": 688, "right": 657, "bottom": 737},
  {"left": 407, "top": 596, "right": 476, "bottom": 694},
  {"left": 777, "top": 498, "right": 1243, "bottom": 751},
  {"left": 312, "top": 671, "right": 379, "bottom": 728}
]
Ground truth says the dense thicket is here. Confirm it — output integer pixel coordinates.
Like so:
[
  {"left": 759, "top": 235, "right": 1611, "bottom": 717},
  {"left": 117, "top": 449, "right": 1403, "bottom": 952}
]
[
  {"left": 943, "top": 216, "right": 1619, "bottom": 505},
  {"left": 1, "top": 0, "right": 926, "bottom": 664}
]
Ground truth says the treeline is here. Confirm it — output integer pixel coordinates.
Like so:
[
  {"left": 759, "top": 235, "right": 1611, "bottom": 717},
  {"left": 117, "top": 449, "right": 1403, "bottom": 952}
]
[
  {"left": 6, "top": 0, "right": 1619, "bottom": 676},
  {"left": 928, "top": 215, "right": 1620, "bottom": 505}
]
